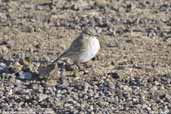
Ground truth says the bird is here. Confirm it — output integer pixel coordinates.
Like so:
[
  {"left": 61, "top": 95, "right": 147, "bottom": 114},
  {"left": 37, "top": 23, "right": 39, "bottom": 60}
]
[{"left": 52, "top": 27, "right": 100, "bottom": 69}]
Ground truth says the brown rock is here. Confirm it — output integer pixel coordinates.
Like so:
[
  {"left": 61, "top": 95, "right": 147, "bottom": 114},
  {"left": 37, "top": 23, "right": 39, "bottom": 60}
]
[{"left": 0, "top": 45, "right": 9, "bottom": 55}]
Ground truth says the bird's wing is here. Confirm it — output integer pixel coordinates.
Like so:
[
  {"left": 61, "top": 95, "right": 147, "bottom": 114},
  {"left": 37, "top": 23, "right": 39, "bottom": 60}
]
[
  {"left": 52, "top": 35, "right": 88, "bottom": 63},
  {"left": 69, "top": 35, "right": 88, "bottom": 53}
]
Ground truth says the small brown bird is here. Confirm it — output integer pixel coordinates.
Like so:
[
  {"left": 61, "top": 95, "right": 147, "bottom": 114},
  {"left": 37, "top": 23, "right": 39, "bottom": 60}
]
[{"left": 52, "top": 27, "right": 100, "bottom": 68}]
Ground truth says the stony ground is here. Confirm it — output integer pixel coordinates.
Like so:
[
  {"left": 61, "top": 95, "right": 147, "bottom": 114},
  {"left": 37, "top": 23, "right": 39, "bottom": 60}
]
[{"left": 0, "top": 0, "right": 171, "bottom": 114}]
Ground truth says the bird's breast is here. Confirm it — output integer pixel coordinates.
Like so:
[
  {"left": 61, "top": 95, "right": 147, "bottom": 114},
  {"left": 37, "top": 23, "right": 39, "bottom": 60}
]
[{"left": 79, "top": 37, "right": 100, "bottom": 63}]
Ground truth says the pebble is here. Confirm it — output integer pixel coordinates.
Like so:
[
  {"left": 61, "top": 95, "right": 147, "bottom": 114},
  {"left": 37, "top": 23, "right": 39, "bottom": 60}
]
[
  {"left": 0, "top": 62, "right": 7, "bottom": 72},
  {"left": 16, "top": 71, "right": 32, "bottom": 80},
  {"left": 107, "top": 72, "right": 120, "bottom": 79},
  {"left": 6, "top": 40, "right": 16, "bottom": 49},
  {"left": 38, "top": 94, "right": 48, "bottom": 102},
  {"left": 0, "top": 45, "right": 9, "bottom": 55}
]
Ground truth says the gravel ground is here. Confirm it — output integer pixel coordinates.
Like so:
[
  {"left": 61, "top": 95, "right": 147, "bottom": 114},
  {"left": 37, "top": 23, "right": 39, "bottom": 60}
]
[{"left": 0, "top": 0, "right": 171, "bottom": 114}]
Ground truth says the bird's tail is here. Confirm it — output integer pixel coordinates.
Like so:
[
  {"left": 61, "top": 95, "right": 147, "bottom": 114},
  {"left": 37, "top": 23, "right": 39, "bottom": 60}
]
[
  {"left": 51, "top": 51, "right": 67, "bottom": 64},
  {"left": 51, "top": 57, "right": 60, "bottom": 64}
]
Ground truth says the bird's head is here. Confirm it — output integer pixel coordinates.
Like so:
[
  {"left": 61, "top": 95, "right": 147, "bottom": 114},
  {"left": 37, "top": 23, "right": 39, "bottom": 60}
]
[{"left": 83, "top": 27, "right": 101, "bottom": 37}]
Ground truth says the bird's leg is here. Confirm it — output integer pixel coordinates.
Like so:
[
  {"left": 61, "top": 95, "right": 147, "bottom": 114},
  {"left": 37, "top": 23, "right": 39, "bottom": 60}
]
[
  {"left": 82, "top": 62, "right": 92, "bottom": 68},
  {"left": 70, "top": 61, "right": 80, "bottom": 77},
  {"left": 75, "top": 62, "right": 89, "bottom": 74},
  {"left": 76, "top": 61, "right": 86, "bottom": 71},
  {"left": 60, "top": 62, "right": 65, "bottom": 77},
  {"left": 75, "top": 61, "right": 84, "bottom": 71},
  {"left": 60, "top": 62, "right": 69, "bottom": 85}
]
